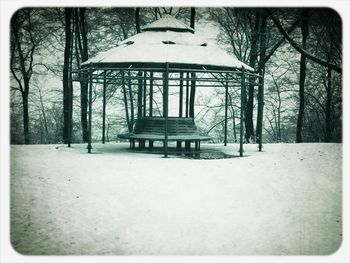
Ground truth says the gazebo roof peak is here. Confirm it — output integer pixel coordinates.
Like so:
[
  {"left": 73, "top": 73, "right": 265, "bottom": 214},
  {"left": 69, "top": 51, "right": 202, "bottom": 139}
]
[
  {"left": 142, "top": 15, "right": 195, "bottom": 33},
  {"left": 82, "top": 14, "right": 254, "bottom": 71}
]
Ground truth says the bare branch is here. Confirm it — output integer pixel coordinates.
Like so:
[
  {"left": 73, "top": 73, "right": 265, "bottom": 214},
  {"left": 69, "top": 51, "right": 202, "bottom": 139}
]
[
  {"left": 269, "top": 11, "right": 342, "bottom": 73},
  {"left": 257, "top": 16, "right": 301, "bottom": 72}
]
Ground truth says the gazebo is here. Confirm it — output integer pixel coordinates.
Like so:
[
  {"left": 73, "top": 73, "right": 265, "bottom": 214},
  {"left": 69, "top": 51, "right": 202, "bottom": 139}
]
[{"left": 73, "top": 15, "right": 263, "bottom": 157}]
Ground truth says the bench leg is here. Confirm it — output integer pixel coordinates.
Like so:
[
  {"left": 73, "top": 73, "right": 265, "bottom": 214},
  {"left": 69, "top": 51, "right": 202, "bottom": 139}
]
[
  {"left": 138, "top": 140, "right": 143, "bottom": 150},
  {"left": 130, "top": 139, "right": 135, "bottom": 149},
  {"left": 195, "top": 141, "right": 199, "bottom": 151},
  {"left": 176, "top": 141, "right": 182, "bottom": 151},
  {"left": 185, "top": 142, "right": 191, "bottom": 150},
  {"left": 149, "top": 140, "right": 153, "bottom": 151}
]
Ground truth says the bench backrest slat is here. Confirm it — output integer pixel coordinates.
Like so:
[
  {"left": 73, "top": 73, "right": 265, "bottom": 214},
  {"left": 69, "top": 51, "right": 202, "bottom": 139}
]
[{"left": 133, "top": 117, "right": 197, "bottom": 135}]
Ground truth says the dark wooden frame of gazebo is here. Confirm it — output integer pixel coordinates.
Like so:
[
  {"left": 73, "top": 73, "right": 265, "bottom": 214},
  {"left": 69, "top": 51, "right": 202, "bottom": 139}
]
[{"left": 73, "top": 62, "right": 263, "bottom": 158}]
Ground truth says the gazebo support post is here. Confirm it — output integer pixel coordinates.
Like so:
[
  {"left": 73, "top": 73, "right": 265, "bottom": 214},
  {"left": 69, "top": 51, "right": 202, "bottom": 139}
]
[
  {"left": 143, "top": 71, "right": 147, "bottom": 117},
  {"left": 164, "top": 63, "right": 169, "bottom": 158},
  {"left": 185, "top": 72, "right": 189, "bottom": 117},
  {"left": 137, "top": 71, "right": 144, "bottom": 149},
  {"left": 257, "top": 69, "right": 265, "bottom": 151},
  {"left": 149, "top": 71, "right": 154, "bottom": 149},
  {"left": 142, "top": 71, "right": 147, "bottom": 149},
  {"left": 185, "top": 72, "right": 191, "bottom": 150},
  {"left": 102, "top": 70, "right": 106, "bottom": 144},
  {"left": 87, "top": 63, "right": 93, "bottom": 153},
  {"left": 179, "top": 72, "right": 184, "bottom": 117},
  {"left": 67, "top": 65, "right": 73, "bottom": 147},
  {"left": 177, "top": 72, "right": 184, "bottom": 150},
  {"left": 224, "top": 73, "right": 228, "bottom": 146},
  {"left": 137, "top": 71, "right": 143, "bottom": 119},
  {"left": 239, "top": 68, "right": 245, "bottom": 157},
  {"left": 128, "top": 70, "right": 135, "bottom": 149}
]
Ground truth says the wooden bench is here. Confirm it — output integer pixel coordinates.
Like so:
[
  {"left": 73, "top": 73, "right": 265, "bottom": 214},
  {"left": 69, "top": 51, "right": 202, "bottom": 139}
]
[{"left": 118, "top": 117, "right": 212, "bottom": 150}]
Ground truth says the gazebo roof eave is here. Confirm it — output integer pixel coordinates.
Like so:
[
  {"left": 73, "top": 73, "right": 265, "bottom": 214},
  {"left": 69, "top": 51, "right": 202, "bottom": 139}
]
[
  {"left": 143, "top": 27, "right": 195, "bottom": 33},
  {"left": 79, "top": 61, "right": 256, "bottom": 74}
]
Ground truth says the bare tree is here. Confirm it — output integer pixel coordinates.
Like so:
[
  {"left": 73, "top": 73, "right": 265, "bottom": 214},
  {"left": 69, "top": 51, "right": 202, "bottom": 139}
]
[
  {"left": 269, "top": 10, "right": 342, "bottom": 74},
  {"left": 296, "top": 9, "right": 309, "bottom": 143},
  {"left": 135, "top": 8, "right": 141, "bottom": 33},
  {"left": 10, "top": 9, "right": 39, "bottom": 144},
  {"left": 189, "top": 7, "right": 196, "bottom": 118},
  {"left": 73, "top": 8, "right": 89, "bottom": 142},
  {"left": 63, "top": 8, "right": 72, "bottom": 143}
]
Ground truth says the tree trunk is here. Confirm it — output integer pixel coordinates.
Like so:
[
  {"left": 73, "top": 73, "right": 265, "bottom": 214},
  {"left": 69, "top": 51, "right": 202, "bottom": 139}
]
[
  {"left": 135, "top": 8, "right": 141, "bottom": 33},
  {"left": 22, "top": 91, "right": 30, "bottom": 144},
  {"left": 189, "top": 8, "right": 196, "bottom": 119},
  {"left": 68, "top": 12, "right": 74, "bottom": 146},
  {"left": 75, "top": 8, "right": 89, "bottom": 143},
  {"left": 256, "top": 12, "right": 267, "bottom": 144},
  {"left": 325, "top": 67, "right": 332, "bottom": 142},
  {"left": 190, "top": 8, "right": 196, "bottom": 30},
  {"left": 296, "top": 11, "right": 309, "bottom": 143},
  {"left": 229, "top": 93, "right": 237, "bottom": 142},
  {"left": 11, "top": 12, "right": 33, "bottom": 144},
  {"left": 270, "top": 11, "right": 341, "bottom": 74},
  {"left": 128, "top": 71, "right": 135, "bottom": 128},
  {"left": 63, "top": 8, "right": 72, "bottom": 144},
  {"left": 189, "top": 73, "right": 196, "bottom": 118},
  {"left": 137, "top": 71, "right": 143, "bottom": 118},
  {"left": 38, "top": 88, "right": 49, "bottom": 143},
  {"left": 245, "top": 11, "right": 261, "bottom": 142},
  {"left": 122, "top": 72, "right": 132, "bottom": 132},
  {"left": 277, "top": 85, "right": 282, "bottom": 142},
  {"left": 80, "top": 9, "right": 89, "bottom": 143},
  {"left": 80, "top": 80, "right": 88, "bottom": 142}
]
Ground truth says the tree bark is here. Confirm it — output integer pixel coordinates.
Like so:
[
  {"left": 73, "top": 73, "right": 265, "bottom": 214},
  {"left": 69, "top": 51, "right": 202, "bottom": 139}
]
[
  {"left": 228, "top": 93, "right": 237, "bottom": 142},
  {"left": 325, "top": 67, "right": 332, "bottom": 142},
  {"left": 122, "top": 72, "right": 132, "bottom": 132},
  {"left": 256, "top": 12, "right": 267, "bottom": 144},
  {"left": 189, "top": 8, "right": 196, "bottom": 119},
  {"left": 276, "top": 83, "right": 282, "bottom": 142},
  {"left": 75, "top": 8, "right": 89, "bottom": 143},
  {"left": 135, "top": 8, "right": 141, "bottom": 33},
  {"left": 190, "top": 8, "right": 196, "bottom": 30},
  {"left": 137, "top": 71, "right": 143, "bottom": 118},
  {"left": 245, "top": 11, "right": 260, "bottom": 142},
  {"left": 296, "top": 11, "right": 309, "bottom": 143},
  {"left": 38, "top": 88, "right": 49, "bottom": 143},
  {"left": 80, "top": 8, "right": 89, "bottom": 142},
  {"left": 63, "top": 8, "right": 72, "bottom": 144},
  {"left": 22, "top": 91, "right": 30, "bottom": 144},
  {"left": 11, "top": 11, "right": 34, "bottom": 144},
  {"left": 128, "top": 71, "right": 135, "bottom": 128},
  {"left": 189, "top": 73, "right": 196, "bottom": 118}
]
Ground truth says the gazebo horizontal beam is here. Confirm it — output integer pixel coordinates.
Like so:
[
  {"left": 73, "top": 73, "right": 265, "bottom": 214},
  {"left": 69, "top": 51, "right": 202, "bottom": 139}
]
[
  {"left": 73, "top": 77, "right": 261, "bottom": 88},
  {"left": 74, "top": 69, "right": 261, "bottom": 83},
  {"left": 77, "top": 76, "right": 245, "bottom": 83},
  {"left": 78, "top": 66, "right": 250, "bottom": 75}
]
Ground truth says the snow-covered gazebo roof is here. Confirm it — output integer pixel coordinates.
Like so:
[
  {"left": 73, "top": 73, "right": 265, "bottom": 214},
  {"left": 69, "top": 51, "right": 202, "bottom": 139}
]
[
  {"left": 74, "top": 15, "right": 262, "bottom": 157},
  {"left": 83, "top": 15, "right": 253, "bottom": 71},
  {"left": 142, "top": 14, "right": 195, "bottom": 33}
]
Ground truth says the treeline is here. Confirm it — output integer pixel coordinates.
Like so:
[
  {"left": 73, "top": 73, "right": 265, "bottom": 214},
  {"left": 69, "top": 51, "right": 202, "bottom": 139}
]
[{"left": 10, "top": 7, "right": 342, "bottom": 145}]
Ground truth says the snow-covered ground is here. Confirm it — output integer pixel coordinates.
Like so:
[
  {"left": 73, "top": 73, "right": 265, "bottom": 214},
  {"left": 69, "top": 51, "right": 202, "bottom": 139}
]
[{"left": 10, "top": 143, "right": 342, "bottom": 255}]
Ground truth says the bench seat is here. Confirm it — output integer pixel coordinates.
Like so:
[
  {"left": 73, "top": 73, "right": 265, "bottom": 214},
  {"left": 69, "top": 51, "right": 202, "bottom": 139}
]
[
  {"left": 118, "top": 117, "right": 212, "bottom": 147},
  {"left": 118, "top": 133, "right": 212, "bottom": 141}
]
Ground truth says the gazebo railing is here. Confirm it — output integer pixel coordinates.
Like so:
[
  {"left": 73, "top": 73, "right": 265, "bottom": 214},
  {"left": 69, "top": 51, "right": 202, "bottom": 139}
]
[{"left": 71, "top": 64, "right": 262, "bottom": 157}]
